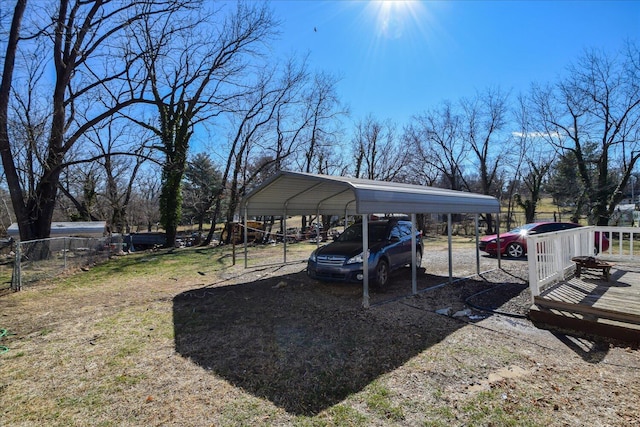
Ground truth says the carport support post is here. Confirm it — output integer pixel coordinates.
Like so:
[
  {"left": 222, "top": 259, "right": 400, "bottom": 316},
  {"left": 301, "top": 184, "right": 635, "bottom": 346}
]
[
  {"left": 362, "top": 214, "right": 370, "bottom": 308},
  {"left": 344, "top": 207, "right": 348, "bottom": 232},
  {"left": 411, "top": 213, "right": 417, "bottom": 295},
  {"left": 448, "top": 213, "right": 453, "bottom": 283},
  {"left": 283, "top": 213, "right": 287, "bottom": 264},
  {"left": 316, "top": 209, "right": 321, "bottom": 251},
  {"left": 496, "top": 215, "right": 501, "bottom": 269},
  {"left": 475, "top": 214, "right": 480, "bottom": 276},
  {"left": 243, "top": 209, "right": 248, "bottom": 268}
]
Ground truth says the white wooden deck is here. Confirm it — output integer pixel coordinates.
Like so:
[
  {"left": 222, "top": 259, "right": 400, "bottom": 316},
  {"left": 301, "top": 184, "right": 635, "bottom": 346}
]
[{"left": 530, "top": 259, "right": 640, "bottom": 343}]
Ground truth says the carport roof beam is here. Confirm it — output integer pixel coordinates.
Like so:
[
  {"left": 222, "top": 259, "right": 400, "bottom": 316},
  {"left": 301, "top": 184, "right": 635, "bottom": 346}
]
[
  {"left": 283, "top": 182, "right": 326, "bottom": 210},
  {"left": 316, "top": 188, "right": 354, "bottom": 212}
]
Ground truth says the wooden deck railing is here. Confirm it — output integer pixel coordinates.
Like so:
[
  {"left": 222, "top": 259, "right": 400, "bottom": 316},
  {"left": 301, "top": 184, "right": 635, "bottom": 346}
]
[
  {"left": 596, "top": 226, "right": 639, "bottom": 258},
  {"left": 527, "top": 226, "right": 640, "bottom": 298}
]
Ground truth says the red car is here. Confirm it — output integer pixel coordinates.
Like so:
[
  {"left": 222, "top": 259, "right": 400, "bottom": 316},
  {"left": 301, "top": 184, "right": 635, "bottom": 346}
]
[{"left": 479, "top": 222, "right": 610, "bottom": 258}]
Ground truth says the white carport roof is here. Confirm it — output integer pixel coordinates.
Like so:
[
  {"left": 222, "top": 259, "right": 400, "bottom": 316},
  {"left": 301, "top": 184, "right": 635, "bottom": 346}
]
[{"left": 243, "top": 170, "right": 500, "bottom": 216}]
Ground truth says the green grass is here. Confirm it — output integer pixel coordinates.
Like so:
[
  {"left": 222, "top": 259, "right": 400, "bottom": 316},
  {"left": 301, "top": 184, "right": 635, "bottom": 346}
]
[
  {"left": 604, "top": 235, "right": 640, "bottom": 255},
  {"left": 323, "top": 405, "right": 368, "bottom": 426},
  {"left": 459, "top": 388, "right": 545, "bottom": 427},
  {"left": 364, "top": 381, "right": 405, "bottom": 422},
  {"left": 38, "top": 327, "right": 53, "bottom": 336},
  {"left": 0, "top": 262, "right": 13, "bottom": 289}
]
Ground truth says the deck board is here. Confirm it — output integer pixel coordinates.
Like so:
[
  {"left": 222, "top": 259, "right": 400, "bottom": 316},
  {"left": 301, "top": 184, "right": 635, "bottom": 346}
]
[{"left": 532, "top": 260, "right": 640, "bottom": 340}]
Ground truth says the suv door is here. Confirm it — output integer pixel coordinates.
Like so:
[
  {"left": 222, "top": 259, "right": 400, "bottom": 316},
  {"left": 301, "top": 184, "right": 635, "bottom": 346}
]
[
  {"left": 398, "top": 223, "right": 414, "bottom": 265},
  {"left": 385, "top": 223, "right": 406, "bottom": 269}
]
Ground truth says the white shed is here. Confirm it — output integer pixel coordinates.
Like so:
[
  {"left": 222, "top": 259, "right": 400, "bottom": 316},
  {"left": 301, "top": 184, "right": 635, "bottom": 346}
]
[{"left": 7, "top": 221, "right": 107, "bottom": 239}]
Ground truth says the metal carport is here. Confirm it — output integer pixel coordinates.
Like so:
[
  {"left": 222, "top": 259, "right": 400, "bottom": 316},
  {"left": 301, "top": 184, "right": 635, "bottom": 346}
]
[{"left": 242, "top": 170, "right": 501, "bottom": 307}]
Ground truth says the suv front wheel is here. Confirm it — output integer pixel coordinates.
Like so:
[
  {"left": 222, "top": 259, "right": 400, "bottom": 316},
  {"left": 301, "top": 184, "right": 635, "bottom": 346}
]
[
  {"left": 412, "top": 250, "right": 422, "bottom": 268},
  {"left": 375, "top": 260, "right": 389, "bottom": 288}
]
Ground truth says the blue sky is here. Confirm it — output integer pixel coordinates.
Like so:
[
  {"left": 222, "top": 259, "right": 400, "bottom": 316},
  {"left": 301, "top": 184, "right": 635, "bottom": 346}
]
[{"left": 269, "top": 0, "right": 640, "bottom": 127}]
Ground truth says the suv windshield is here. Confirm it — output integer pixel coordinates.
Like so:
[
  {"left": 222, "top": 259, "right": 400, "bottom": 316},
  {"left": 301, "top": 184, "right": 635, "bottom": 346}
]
[{"left": 337, "top": 223, "right": 389, "bottom": 243}]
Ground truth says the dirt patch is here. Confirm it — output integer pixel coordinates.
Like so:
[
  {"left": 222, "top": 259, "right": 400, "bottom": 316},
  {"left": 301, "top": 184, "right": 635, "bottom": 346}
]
[{"left": 1, "top": 246, "right": 639, "bottom": 426}]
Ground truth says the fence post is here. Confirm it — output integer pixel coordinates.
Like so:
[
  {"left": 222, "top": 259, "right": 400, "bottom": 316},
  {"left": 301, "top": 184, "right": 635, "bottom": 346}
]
[{"left": 11, "top": 240, "right": 22, "bottom": 291}]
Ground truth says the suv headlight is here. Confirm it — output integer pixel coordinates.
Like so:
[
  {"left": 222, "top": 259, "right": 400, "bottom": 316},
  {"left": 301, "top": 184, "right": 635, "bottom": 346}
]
[
  {"left": 309, "top": 250, "right": 317, "bottom": 262},
  {"left": 346, "top": 253, "right": 362, "bottom": 264},
  {"left": 346, "top": 249, "right": 369, "bottom": 265}
]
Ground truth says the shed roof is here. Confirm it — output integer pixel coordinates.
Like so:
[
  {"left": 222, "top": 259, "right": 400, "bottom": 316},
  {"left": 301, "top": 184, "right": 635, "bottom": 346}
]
[
  {"left": 7, "top": 221, "right": 107, "bottom": 238},
  {"left": 242, "top": 171, "right": 500, "bottom": 216}
]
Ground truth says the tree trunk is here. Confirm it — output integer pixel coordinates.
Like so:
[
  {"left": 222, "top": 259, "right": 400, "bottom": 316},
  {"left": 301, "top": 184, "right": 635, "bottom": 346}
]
[
  {"left": 111, "top": 207, "right": 128, "bottom": 234},
  {"left": 0, "top": 0, "right": 30, "bottom": 241},
  {"left": 160, "top": 165, "right": 183, "bottom": 248}
]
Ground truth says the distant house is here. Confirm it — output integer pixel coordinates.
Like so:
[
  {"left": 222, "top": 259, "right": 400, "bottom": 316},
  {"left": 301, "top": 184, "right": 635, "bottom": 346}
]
[
  {"left": 7, "top": 221, "right": 108, "bottom": 239},
  {"left": 609, "top": 204, "right": 640, "bottom": 227}
]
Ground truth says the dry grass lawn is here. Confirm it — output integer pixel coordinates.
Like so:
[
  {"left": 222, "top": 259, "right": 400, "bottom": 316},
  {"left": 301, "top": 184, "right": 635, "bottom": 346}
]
[{"left": 1, "top": 242, "right": 639, "bottom": 426}]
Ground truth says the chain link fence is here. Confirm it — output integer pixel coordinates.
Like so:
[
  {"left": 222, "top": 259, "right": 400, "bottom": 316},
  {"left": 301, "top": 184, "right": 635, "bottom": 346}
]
[{"left": 9, "top": 235, "right": 125, "bottom": 291}]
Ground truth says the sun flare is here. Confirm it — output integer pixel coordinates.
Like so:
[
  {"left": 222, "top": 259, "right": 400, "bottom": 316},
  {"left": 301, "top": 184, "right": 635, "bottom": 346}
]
[{"left": 373, "top": 0, "right": 422, "bottom": 40}]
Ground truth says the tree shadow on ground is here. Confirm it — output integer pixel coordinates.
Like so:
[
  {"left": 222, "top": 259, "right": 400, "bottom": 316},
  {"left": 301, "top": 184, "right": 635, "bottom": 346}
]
[{"left": 173, "top": 270, "right": 471, "bottom": 416}]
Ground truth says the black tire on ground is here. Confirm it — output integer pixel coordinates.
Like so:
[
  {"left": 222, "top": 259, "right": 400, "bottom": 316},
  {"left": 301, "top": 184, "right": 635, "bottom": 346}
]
[
  {"left": 375, "top": 260, "right": 389, "bottom": 288},
  {"left": 412, "top": 250, "right": 422, "bottom": 268}
]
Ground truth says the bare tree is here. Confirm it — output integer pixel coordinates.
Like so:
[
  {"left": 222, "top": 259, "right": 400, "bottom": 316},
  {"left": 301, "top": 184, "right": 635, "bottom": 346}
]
[
  {"left": 182, "top": 153, "right": 221, "bottom": 233},
  {"left": 298, "top": 72, "right": 347, "bottom": 175},
  {"left": 128, "top": 169, "right": 161, "bottom": 232},
  {"left": 252, "top": 63, "right": 341, "bottom": 177},
  {"left": 57, "top": 162, "right": 102, "bottom": 221},
  {"left": 402, "top": 129, "right": 440, "bottom": 186},
  {"left": 51, "top": 117, "right": 155, "bottom": 231},
  {"left": 260, "top": 70, "right": 347, "bottom": 236},
  {"left": 350, "top": 115, "right": 408, "bottom": 181},
  {"left": 409, "top": 101, "right": 468, "bottom": 190},
  {"left": 545, "top": 152, "right": 585, "bottom": 222},
  {"left": 203, "top": 59, "right": 309, "bottom": 245},
  {"left": 127, "top": 1, "right": 278, "bottom": 247},
  {"left": 0, "top": 0, "right": 28, "bottom": 236},
  {"left": 514, "top": 162, "right": 553, "bottom": 224},
  {"left": 6, "top": 46, "right": 49, "bottom": 208},
  {"left": 90, "top": 121, "right": 155, "bottom": 233},
  {"left": 460, "top": 88, "right": 510, "bottom": 233},
  {"left": 531, "top": 43, "right": 640, "bottom": 225},
  {"left": 0, "top": 0, "right": 181, "bottom": 241},
  {"left": 508, "top": 93, "right": 554, "bottom": 225}
]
